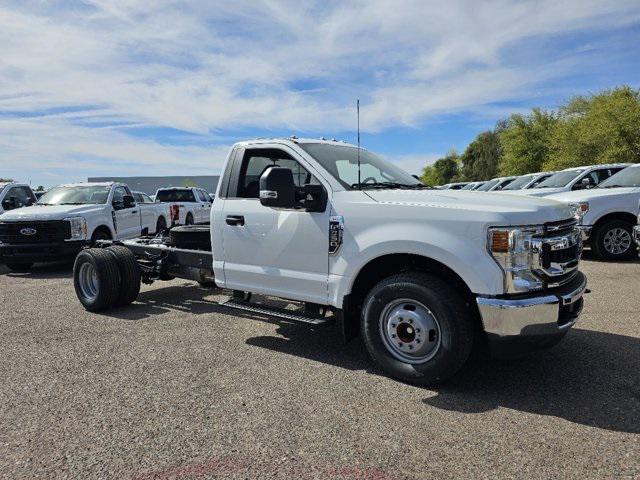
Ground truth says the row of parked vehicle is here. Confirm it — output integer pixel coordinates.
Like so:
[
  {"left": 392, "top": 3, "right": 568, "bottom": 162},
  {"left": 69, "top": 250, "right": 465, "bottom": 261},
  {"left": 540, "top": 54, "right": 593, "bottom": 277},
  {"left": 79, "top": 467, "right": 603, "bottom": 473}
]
[
  {"left": 0, "top": 182, "right": 214, "bottom": 271},
  {"left": 440, "top": 163, "right": 640, "bottom": 260}
]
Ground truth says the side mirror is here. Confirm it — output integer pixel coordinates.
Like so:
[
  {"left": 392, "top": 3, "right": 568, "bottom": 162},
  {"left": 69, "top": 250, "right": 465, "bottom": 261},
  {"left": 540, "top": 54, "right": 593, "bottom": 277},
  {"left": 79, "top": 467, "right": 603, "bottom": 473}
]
[
  {"left": 123, "top": 195, "right": 136, "bottom": 208},
  {"left": 259, "top": 167, "right": 296, "bottom": 208},
  {"left": 300, "top": 184, "right": 328, "bottom": 212},
  {"left": 2, "top": 196, "right": 17, "bottom": 210}
]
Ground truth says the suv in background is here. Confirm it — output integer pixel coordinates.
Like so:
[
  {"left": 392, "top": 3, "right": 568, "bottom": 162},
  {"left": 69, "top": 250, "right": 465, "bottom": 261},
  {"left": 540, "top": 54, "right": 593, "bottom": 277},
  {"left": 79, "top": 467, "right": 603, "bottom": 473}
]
[
  {"left": 0, "top": 183, "right": 37, "bottom": 215},
  {"left": 155, "top": 187, "right": 212, "bottom": 225},
  {"left": 515, "top": 164, "right": 630, "bottom": 197}
]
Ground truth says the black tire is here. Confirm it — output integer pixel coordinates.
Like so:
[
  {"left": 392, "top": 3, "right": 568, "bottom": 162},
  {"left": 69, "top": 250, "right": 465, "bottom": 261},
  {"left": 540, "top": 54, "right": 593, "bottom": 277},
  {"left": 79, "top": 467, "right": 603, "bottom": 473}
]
[
  {"left": 105, "top": 246, "right": 141, "bottom": 307},
  {"left": 5, "top": 262, "right": 34, "bottom": 272},
  {"left": 591, "top": 219, "right": 636, "bottom": 261},
  {"left": 361, "top": 272, "right": 474, "bottom": 386},
  {"left": 169, "top": 225, "right": 211, "bottom": 251},
  {"left": 73, "top": 249, "right": 121, "bottom": 312},
  {"left": 185, "top": 213, "right": 194, "bottom": 225},
  {"left": 156, "top": 216, "right": 167, "bottom": 235}
]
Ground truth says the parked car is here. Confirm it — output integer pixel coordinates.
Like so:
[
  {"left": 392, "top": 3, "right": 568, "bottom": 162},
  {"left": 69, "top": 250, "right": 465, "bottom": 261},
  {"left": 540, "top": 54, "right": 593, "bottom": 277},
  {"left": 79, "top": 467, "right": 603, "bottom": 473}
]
[
  {"left": 0, "top": 182, "right": 167, "bottom": 271},
  {"left": 476, "top": 176, "right": 517, "bottom": 191},
  {"left": 461, "top": 181, "right": 486, "bottom": 190},
  {"left": 498, "top": 172, "right": 555, "bottom": 191},
  {"left": 0, "top": 182, "right": 37, "bottom": 215},
  {"left": 154, "top": 187, "right": 212, "bottom": 225},
  {"left": 515, "top": 164, "right": 631, "bottom": 197},
  {"left": 72, "top": 137, "right": 586, "bottom": 386},
  {"left": 440, "top": 182, "right": 470, "bottom": 190},
  {"left": 546, "top": 164, "right": 640, "bottom": 260}
]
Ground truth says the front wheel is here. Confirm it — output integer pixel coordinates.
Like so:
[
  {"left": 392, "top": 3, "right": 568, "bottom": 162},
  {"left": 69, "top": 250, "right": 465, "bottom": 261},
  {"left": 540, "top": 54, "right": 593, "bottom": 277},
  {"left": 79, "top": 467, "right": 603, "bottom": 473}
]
[
  {"left": 156, "top": 216, "right": 167, "bottom": 234},
  {"left": 361, "top": 272, "right": 474, "bottom": 386},
  {"left": 591, "top": 219, "right": 636, "bottom": 260},
  {"left": 185, "top": 213, "right": 194, "bottom": 225}
]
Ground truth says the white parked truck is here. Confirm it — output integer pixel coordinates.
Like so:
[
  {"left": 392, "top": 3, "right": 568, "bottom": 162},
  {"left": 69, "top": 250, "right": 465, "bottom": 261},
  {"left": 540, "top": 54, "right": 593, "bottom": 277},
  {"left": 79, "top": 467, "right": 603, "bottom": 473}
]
[
  {"left": 154, "top": 187, "right": 212, "bottom": 225},
  {"left": 514, "top": 164, "right": 630, "bottom": 197},
  {"left": 0, "top": 182, "right": 169, "bottom": 271},
  {"left": 73, "top": 138, "right": 587, "bottom": 385},
  {"left": 0, "top": 182, "right": 37, "bottom": 215},
  {"left": 545, "top": 164, "right": 640, "bottom": 260}
]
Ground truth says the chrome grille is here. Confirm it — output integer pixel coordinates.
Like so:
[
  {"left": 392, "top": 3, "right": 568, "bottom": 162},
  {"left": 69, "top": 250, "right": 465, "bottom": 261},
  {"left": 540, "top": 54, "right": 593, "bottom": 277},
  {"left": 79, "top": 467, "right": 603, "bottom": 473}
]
[{"left": 532, "top": 218, "right": 582, "bottom": 288}]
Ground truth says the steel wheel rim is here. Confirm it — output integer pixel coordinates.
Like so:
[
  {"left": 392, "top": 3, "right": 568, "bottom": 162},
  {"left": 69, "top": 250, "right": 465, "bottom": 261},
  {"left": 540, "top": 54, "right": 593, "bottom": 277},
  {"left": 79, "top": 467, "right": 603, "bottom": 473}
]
[
  {"left": 379, "top": 298, "right": 442, "bottom": 364},
  {"left": 603, "top": 228, "right": 631, "bottom": 255},
  {"left": 78, "top": 262, "right": 99, "bottom": 301}
]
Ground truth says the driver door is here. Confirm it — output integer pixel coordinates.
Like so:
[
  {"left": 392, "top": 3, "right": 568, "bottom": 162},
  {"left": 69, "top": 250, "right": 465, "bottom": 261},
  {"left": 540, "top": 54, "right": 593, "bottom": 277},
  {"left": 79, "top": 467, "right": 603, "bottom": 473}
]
[
  {"left": 112, "top": 186, "right": 140, "bottom": 239},
  {"left": 221, "top": 146, "right": 331, "bottom": 304}
]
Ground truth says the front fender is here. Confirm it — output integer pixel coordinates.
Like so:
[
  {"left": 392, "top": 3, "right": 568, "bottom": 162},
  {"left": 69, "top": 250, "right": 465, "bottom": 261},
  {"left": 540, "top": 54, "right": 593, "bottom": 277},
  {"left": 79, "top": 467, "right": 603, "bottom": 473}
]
[{"left": 328, "top": 221, "right": 504, "bottom": 307}]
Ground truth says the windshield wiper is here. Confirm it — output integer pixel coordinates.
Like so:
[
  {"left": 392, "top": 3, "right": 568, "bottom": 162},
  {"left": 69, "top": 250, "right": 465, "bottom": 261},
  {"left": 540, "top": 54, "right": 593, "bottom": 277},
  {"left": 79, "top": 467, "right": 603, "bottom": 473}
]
[
  {"left": 58, "top": 202, "right": 86, "bottom": 205},
  {"left": 354, "top": 181, "right": 432, "bottom": 190},
  {"left": 598, "top": 184, "right": 624, "bottom": 189}
]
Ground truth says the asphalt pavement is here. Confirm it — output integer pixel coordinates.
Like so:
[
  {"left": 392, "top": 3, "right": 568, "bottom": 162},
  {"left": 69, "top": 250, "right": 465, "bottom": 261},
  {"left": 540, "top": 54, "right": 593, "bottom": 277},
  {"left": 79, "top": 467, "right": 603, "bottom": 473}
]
[{"left": 1, "top": 253, "right": 638, "bottom": 479}]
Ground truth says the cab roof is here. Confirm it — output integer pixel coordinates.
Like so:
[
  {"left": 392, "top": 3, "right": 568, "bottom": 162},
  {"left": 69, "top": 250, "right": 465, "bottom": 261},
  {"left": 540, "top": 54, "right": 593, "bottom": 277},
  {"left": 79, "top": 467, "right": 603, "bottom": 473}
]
[
  {"left": 562, "top": 163, "right": 632, "bottom": 171},
  {"left": 234, "top": 137, "right": 358, "bottom": 149}
]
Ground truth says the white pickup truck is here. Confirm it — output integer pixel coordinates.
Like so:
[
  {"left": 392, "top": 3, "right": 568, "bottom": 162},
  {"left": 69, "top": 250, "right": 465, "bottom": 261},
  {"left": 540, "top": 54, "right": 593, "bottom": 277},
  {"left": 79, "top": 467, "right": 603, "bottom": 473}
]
[
  {"left": 154, "top": 187, "right": 212, "bottom": 225},
  {"left": 0, "top": 182, "right": 169, "bottom": 271},
  {"left": 546, "top": 164, "right": 640, "bottom": 260},
  {"left": 0, "top": 182, "right": 37, "bottom": 215},
  {"left": 72, "top": 138, "right": 587, "bottom": 385}
]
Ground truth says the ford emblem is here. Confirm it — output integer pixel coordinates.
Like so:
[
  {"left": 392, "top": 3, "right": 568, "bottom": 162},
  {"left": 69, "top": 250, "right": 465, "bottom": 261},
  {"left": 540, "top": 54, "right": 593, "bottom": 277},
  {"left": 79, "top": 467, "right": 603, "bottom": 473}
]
[{"left": 20, "top": 228, "right": 37, "bottom": 236}]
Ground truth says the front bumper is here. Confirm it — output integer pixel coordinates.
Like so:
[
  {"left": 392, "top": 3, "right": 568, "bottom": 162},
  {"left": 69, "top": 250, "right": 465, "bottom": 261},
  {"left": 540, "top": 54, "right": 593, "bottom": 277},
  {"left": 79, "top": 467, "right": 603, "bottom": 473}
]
[
  {"left": 0, "top": 241, "right": 88, "bottom": 263},
  {"left": 578, "top": 225, "right": 592, "bottom": 242},
  {"left": 476, "top": 272, "right": 587, "bottom": 357}
]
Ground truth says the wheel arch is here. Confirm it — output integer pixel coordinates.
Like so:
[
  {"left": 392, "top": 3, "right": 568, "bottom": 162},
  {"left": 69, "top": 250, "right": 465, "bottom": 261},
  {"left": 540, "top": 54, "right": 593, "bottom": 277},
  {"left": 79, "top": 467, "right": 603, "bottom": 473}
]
[
  {"left": 591, "top": 211, "right": 637, "bottom": 234},
  {"left": 340, "top": 253, "right": 482, "bottom": 341},
  {"left": 91, "top": 224, "right": 113, "bottom": 240}
]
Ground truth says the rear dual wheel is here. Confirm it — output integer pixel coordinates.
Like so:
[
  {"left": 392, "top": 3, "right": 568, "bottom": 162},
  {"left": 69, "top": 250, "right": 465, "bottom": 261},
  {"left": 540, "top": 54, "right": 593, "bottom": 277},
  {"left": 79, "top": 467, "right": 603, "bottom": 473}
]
[{"left": 74, "top": 246, "right": 141, "bottom": 312}]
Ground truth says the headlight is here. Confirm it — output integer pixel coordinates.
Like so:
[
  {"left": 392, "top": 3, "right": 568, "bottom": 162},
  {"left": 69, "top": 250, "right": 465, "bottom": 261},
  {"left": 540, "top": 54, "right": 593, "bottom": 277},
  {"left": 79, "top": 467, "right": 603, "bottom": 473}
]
[
  {"left": 488, "top": 226, "right": 544, "bottom": 294},
  {"left": 568, "top": 202, "right": 589, "bottom": 223},
  {"left": 64, "top": 217, "right": 88, "bottom": 241}
]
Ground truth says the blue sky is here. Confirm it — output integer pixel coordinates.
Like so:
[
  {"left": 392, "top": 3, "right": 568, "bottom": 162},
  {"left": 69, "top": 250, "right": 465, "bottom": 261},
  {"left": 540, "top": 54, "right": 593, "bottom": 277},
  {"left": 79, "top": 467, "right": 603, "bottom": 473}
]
[{"left": 1, "top": 0, "right": 639, "bottom": 188}]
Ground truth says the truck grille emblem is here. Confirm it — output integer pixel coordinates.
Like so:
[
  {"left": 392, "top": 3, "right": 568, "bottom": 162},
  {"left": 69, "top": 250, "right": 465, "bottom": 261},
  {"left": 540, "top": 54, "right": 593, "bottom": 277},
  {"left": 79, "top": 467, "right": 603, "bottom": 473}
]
[{"left": 20, "top": 228, "right": 37, "bottom": 236}]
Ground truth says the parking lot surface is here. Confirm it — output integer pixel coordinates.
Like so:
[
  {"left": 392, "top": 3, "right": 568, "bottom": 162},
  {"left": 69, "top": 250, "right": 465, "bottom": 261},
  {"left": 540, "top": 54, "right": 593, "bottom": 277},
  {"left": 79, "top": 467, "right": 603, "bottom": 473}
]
[{"left": 1, "top": 254, "right": 639, "bottom": 479}]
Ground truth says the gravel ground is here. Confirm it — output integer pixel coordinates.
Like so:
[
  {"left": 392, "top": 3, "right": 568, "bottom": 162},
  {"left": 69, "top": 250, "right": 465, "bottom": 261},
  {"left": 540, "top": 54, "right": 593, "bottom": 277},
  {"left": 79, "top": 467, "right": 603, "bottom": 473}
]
[{"left": 0, "top": 253, "right": 638, "bottom": 479}]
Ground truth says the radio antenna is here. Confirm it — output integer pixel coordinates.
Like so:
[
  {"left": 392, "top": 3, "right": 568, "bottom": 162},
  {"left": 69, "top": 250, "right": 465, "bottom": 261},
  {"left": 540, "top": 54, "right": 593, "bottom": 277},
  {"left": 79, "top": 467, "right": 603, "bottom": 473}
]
[{"left": 357, "top": 99, "right": 361, "bottom": 189}]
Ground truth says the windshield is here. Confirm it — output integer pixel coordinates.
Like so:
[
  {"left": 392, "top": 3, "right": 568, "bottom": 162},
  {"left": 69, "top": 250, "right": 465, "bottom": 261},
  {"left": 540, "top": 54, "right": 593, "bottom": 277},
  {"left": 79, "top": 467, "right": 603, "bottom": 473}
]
[
  {"left": 502, "top": 174, "right": 535, "bottom": 190},
  {"left": 38, "top": 185, "right": 110, "bottom": 205},
  {"left": 598, "top": 165, "right": 640, "bottom": 188},
  {"left": 476, "top": 179, "right": 500, "bottom": 191},
  {"left": 156, "top": 189, "right": 196, "bottom": 202},
  {"left": 461, "top": 183, "right": 476, "bottom": 190},
  {"left": 535, "top": 169, "right": 583, "bottom": 188},
  {"left": 299, "top": 144, "right": 423, "bottom": 189}
]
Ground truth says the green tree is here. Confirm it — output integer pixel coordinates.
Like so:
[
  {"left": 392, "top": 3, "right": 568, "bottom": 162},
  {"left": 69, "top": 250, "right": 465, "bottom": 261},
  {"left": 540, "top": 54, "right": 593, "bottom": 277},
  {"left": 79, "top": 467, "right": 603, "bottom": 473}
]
[
  {"left": 546, "top": 86, "right": 640, "bottom": 170},
  {"left": 183, "top": 179, "right": 198, "bottom": 188},
  {"left": 499, "top": 108, "right": 558, "bottom": 175},
  {"left": 420, "top": 150, "right": 460, "bottom": 185},
  {"left": 460, "top": 129, "right": 502, "bottom": 181}
]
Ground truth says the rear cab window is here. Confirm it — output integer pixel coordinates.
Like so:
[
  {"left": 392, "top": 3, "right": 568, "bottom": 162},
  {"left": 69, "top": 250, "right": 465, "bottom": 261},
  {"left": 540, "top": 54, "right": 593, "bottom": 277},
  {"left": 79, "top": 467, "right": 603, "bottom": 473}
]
[{"left": 156, "top": 189, "right": 197, "bottom": 202}]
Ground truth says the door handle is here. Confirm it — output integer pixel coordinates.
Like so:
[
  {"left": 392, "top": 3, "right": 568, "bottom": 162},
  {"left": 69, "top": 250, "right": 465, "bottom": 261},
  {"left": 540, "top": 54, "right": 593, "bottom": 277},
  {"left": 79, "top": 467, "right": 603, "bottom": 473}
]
[
  {"left": 131, "top": 210, "right": 138, "bottom": 214},
  {"left": 226, "top": 215, "right": 245, "bottom": 226}
]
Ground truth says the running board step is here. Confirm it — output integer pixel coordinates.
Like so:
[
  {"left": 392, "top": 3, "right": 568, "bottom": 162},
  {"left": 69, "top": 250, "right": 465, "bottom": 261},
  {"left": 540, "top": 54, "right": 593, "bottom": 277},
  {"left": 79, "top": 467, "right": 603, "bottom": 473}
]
[{"left": 218, "top": 299, "right": 332, "bottom": 325}]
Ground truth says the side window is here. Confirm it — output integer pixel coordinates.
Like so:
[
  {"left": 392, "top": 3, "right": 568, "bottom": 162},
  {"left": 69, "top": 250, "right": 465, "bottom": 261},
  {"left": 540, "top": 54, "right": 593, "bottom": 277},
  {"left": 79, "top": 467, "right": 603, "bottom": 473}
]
[
  {"left": 197, "top": 190, "right": 208, "bottom": 202},
  {"left": 141, "top": 193, "right": 153, "bottom": 203},
  {"left": 586, "top": 169, "right": 612, "bottom": 186},
  {"left": 236, "top": 148, "right": 319, "bottom": 199},
  {"left": 133, "top": 193, "right": 144, "bottom": 203},
  {"left": 112, "top": 186, "right": 126, "bottom": 206}
]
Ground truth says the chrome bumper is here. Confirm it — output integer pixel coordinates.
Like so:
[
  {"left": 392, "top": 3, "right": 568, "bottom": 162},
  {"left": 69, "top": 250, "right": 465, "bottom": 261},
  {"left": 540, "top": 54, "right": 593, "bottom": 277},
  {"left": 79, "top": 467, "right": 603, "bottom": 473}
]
[
  {"left": 476, "top": 272, "right": 587, "bottom": 338},
  {"left": 578, "top": 225, "right": 592, "bottom": 242}
]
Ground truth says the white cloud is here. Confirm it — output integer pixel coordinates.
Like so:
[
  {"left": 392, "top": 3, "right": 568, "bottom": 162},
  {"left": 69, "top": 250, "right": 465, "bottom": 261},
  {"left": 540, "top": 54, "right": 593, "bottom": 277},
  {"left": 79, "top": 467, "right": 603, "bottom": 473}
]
[{"left": 1, "top": 0, "right": 639, "bottom": 185}]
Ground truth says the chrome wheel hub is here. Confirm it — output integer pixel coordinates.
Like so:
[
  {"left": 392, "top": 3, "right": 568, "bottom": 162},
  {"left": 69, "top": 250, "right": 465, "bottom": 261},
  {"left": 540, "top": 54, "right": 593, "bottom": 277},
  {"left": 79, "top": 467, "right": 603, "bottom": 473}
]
[
  {"left": 603, "top": 228, "right": 631, "bottom": 255},
  {"left": 78, "top": 262, "right": 99, "bottom": 301},
  {"left": 379, "top": 299, "right": 441, "bottom": 364}
]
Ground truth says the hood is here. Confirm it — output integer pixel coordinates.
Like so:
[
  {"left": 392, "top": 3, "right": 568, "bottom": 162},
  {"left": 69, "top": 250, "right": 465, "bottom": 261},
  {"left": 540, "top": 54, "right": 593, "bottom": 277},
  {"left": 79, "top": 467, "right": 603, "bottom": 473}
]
[
  {"left": 0, "top": 204, "right": 105, "bottom": 221},
  {"left": 365, "top": 189, "right": 572, "bottom": 225},
  {"left": 508, "top": 187, "right": 565, "bottom": 197},
  {"left": 545, "top": 186, "right": 640, "bottom": 204}
]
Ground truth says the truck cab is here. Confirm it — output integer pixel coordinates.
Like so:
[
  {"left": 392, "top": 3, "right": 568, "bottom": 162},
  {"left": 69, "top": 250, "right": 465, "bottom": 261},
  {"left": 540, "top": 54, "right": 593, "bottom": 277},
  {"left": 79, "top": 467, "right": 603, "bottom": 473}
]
[{"left": 154, "top": 187, "right": 212, "bottom": 225}]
